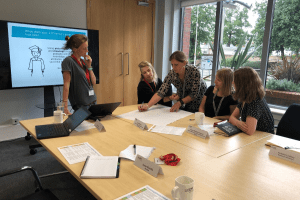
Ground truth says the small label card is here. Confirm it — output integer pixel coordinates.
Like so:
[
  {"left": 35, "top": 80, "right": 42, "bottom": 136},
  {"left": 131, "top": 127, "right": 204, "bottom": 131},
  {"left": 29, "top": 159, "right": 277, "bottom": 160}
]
[
  {"left": 269, "top": 146, "right": 300, "bottom": 165},
  {"left": 186, "top": 125, "right": 210, "bottom": 139},
  {"left": 94, "top": 120, "right": 106, "bottom": 132},
  {"left": 134, "top": 118, "right": 148, "bottom": 130},
  {"left": 154, "top": 158, "right": 165, "bottom": 165},
  {"left": 134, "top": 154, "right": 164, "bottom": 177}
]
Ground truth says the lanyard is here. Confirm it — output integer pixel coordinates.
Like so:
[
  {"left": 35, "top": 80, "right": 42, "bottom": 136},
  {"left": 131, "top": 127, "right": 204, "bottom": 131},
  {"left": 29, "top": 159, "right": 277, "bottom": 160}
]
[
  {"left": 213, "top": 89, "right": 225, "bottom": 117},
  {"left": 71, "top": 55, "right": 91, "bottom": 85},
  {"left": 144, "top": 78, "right": 156, "bottom": 92}
]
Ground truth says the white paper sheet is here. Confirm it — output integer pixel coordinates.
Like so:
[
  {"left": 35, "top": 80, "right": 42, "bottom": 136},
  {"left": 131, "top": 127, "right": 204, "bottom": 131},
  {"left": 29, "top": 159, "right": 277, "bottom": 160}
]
[
  {"left": 117, "top": 105, "right": 193, "bottom": 126},
  {"left": 75, "top": 121, "right": 95, "bottom": 132},
  {"left": 114, "top": 185, "right": 170, "bottom": 200},
  {"left": 266, "top": 136, "right": 300, "bottom": 153},
  {"left": 58, "top": 142, "right": 102, "bottom": 165},
  {"left": 148, "top": 125, "right": 186, "bottom": 136},
  {"left": 119, "top": 145, "right": 155, "bottom": 161}
]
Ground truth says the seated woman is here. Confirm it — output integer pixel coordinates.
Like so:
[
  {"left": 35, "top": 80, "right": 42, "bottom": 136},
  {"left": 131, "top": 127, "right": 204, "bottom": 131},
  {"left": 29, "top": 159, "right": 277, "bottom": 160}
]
[
  {"left": 137, "top": 61, "right": 172, "bottom": 107},
  {"left": 138, "top": 51, "right": 207, "bottom": 113},
  {"left": 199, "top": 68, "right": 237, "bottom": 120},
  {"left": 229, "top": 67, "right": 274, "bottom": 135}
]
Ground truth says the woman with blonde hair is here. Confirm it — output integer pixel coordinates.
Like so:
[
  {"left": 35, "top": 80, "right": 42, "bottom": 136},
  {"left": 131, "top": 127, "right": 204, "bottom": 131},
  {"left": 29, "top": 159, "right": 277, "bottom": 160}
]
[
  {"left": 137, "top": 61, "right": 172, "bottom": 107},
  {"left": 138, "top": 51, "right": 207, "bottom": 113},
  {"left": 199, "top": 68, "right": 237, "bottom": 120},
  {"left": 229, "top": 67, "right": 274, "bottom": 135}
]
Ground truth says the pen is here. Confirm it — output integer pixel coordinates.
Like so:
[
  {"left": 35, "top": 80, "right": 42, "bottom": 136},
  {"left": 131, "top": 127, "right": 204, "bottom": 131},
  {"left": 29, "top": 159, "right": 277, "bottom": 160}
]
[
  {"left": 133, "top": 144, "right": 136, "bottom": 155},
  {"left": 189, "top": 119, "right": 195, "bottom": 121},
  {"left": 284, "top": 146, "right": 300, "bottom": 150}
]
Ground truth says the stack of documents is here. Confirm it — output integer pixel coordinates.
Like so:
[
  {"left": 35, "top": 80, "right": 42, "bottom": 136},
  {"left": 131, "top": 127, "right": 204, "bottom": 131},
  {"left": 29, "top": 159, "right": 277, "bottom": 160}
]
[{"left": 266, "top": 136, "right": 300, "bottom": 152}]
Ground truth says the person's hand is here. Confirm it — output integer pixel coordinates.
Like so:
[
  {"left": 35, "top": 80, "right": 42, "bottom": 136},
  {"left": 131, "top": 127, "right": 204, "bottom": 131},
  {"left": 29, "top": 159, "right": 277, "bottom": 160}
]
[
  {"left": 138, "top": 104, "right": 149, "bottom": 112},
  {"left": 64, "top": 107, "right": 72, "bottom": 115},
  {"left": 236, "top": 120, "right": 248, "bottom": 132},
  {"left": 169, "top": 94, "right": 180, "bottom": 101},
  {"left": 170, "top": 101, "right": 181, "bottom": 112},
  {"left": 84, "top": 55, "right": 92, "bottom": 67}
]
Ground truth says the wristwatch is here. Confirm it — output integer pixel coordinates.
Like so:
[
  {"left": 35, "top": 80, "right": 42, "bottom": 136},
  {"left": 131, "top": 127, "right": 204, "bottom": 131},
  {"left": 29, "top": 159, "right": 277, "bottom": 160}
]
[{"left": 179, "top": 98, "right": 185, "bottom": 108}]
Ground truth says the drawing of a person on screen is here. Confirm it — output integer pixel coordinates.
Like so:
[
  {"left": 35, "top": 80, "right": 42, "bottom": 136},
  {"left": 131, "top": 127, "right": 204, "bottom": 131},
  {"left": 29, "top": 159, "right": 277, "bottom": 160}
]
[{"left": 28, "top": 45, "right": 45, "bottom": 77}]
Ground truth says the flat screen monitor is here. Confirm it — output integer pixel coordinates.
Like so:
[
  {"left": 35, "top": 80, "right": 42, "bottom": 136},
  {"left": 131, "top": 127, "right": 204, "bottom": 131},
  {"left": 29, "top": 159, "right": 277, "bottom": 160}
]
[{"left": 0, "top": 20, "right": 99, "bottom": 90}]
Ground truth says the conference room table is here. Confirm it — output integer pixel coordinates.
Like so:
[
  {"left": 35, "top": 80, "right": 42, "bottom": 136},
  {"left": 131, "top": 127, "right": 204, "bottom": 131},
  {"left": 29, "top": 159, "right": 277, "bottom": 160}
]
[
  {"left": 113, "top": 105, "right": 271, "bottom": 158},
  {"left": 20, "top": 105, "right": 300, "bottom": 200},
  {"left": 20, "top": 114, "right": 214, "bottom": 199}
]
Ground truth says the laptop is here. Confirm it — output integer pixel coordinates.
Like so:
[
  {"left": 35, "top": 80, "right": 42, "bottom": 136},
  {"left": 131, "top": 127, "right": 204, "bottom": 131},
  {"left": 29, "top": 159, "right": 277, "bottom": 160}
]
[
  {"left": 89, "top": 102, "right": 121, "bottom": 117},
  {"left": 35, "top": 106, "right": 92, "bottom": 139}
]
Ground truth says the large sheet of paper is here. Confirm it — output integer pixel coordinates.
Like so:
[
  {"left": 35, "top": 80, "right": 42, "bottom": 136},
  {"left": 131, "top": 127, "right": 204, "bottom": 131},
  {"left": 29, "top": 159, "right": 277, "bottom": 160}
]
[
  {"left": 58, "top": 142, "right": 102, "bottom": 165},
  {"left": 117, "top": 105, "right": 193, "bottom": 126},
  {"left": 148, "top": 125, "right": 186, "bottom": 136},
  {"left": 266, "top": 136, "right": 300, "bottom": 153},
  {"left": 114, "top": 185, "right": 170, "bottom": 200}
]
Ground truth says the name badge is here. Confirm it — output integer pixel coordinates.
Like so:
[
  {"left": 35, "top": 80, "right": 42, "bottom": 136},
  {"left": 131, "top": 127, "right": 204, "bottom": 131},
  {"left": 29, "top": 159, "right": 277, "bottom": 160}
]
[
  {"left": 134, "top": 154, "right": 164, "bottom": 177},
  {"left": 134, "top": 118, "right": 148, "bottom": 130},
  {"left": 89, "top": 90, "right": 94, "bottom": 96},
  {"left": 186, "top": 125, "right": 210, "bottom": 139},
  {"left": 269, "top": 146, "right": 300, "bottom": 165}
]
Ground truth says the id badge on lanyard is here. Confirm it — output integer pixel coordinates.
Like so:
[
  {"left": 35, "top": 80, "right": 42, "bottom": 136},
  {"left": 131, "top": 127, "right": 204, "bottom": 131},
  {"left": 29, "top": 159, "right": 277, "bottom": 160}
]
[{"left": 89, "top": 89, "right": 94, "bottom": 96}]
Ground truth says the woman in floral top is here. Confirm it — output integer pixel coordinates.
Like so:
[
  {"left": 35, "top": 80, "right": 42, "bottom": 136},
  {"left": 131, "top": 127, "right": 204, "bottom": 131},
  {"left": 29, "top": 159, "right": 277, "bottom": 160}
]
[{"left": 138, "top": 51, "right": 207, "bottom": 113}]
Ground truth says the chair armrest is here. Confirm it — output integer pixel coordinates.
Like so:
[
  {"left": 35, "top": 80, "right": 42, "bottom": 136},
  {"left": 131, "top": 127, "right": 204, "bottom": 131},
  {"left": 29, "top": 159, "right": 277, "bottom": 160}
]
[{"left": 0, "top": 166, "right": 43, "bottom": 190}]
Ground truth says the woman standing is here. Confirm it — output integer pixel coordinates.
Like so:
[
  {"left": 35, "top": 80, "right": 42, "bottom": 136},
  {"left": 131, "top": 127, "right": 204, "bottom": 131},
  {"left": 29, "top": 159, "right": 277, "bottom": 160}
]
[
  {"left": 199, "top": 68, "right": 237, "bottom": 120},
  {"left": 137, "top": 61, "right": 172, "bottom": 107},
  {"left": 229, "top": 67, "right": 274, "bottom": 135},
  {"left": 138, "top": 51, "right": 207, "bottom": 113},
  {"left": 61, "top": 34, "right": 97, "bottom": 115}
]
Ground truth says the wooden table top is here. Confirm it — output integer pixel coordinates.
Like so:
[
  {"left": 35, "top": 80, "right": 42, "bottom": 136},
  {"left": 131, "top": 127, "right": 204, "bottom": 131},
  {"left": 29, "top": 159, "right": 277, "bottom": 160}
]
[
  {"left": 113, "top": 104, "right": 271, "bottom": 158},
  {"left": 20, "top": 115, "right": 214, "bottom": 200}
]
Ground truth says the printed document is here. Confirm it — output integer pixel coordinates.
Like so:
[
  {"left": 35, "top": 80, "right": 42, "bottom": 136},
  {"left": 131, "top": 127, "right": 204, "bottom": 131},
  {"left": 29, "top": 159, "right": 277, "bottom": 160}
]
[
  {"left": 117, "top": 105, "right": 192, "bottom": 126},
  {"left": 148, "top": 125, "right": 186, "bottom": 136},
  {"left": 58, "top": 142, "right": 102, "bottom": 164},
  {"left": 114, "top": 185, "right": 170, "bottom": 200}
]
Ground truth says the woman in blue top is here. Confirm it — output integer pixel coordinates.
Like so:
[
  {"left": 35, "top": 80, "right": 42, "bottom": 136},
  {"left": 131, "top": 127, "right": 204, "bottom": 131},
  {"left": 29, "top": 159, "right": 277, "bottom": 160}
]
[{"left": 199, "top": 68, "right": 237, "bottom": 120}]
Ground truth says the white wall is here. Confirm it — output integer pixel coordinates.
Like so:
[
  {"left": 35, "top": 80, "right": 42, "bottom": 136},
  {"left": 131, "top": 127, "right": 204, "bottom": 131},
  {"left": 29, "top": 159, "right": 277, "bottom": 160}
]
[{"left": 0, "top": 0, "right": 86, "bottom": 125}]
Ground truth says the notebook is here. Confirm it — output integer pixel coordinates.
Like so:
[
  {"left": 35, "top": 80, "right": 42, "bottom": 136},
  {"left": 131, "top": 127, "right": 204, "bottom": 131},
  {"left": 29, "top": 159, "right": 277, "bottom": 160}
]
[
  {"left": 215, "top": 121, "right": 242, "bottom": 136},
  {"left": 35, "top": 106, "right": 91, "bottom": 139},
  {"left": 89, "top": 102, "right": 121, "bottom": 117},
  {"left": 80, "top": 156, "right": 120, "bottom": 179}
]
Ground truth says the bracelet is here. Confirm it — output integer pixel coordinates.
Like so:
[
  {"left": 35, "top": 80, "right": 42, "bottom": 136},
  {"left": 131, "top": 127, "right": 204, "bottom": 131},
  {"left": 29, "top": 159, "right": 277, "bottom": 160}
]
[{"left": 88, "top": 67, "right": 93, "bottom": 71}]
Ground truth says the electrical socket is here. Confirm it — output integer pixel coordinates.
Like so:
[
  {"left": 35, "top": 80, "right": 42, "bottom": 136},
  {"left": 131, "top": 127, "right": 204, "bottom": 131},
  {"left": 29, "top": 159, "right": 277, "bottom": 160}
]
[{"left": 12, "top": 118, "right": 19, "bottom": 125}]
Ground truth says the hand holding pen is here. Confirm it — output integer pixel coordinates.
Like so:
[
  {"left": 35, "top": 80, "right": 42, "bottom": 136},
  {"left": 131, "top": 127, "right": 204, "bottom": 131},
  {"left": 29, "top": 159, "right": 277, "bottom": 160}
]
[{"left": 138, "top": 102, "right": 148, "bottom": 112}]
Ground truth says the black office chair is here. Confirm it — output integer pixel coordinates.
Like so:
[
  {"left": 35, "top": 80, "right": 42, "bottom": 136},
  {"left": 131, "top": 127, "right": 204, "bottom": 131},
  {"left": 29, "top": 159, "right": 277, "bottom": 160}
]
[
  {"left": 25, "top": 132, "right": 43, "bottom": 155},
  {"left": 275, "top": 103, "right": 300, "bottom": 140},
  {"left": 0, "top": 166, "right": 59, "bottom": 200}
]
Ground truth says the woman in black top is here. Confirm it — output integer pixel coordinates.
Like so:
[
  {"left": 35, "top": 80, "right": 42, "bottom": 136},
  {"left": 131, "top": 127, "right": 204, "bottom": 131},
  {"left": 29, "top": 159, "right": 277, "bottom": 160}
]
[
  {"left": 137, "top": 61, "right": 172, "bottom": 107},
  {"left": 199, "top": 68, "right": 237, "bottom": 120},
  {"left": 229, "top": 67, "right": 274, "bottom": 135}
]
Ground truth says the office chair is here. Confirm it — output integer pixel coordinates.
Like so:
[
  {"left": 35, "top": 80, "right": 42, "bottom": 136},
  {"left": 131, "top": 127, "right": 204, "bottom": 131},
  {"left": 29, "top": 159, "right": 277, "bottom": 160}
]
[
  {"left": 25, "top": 132, "right": 42, "bottom": 155},
  {"left": 275, "top": 103, "right": 300, "bottom": 140},
  {"left": 0, "top": 166, "right": 59, "bottom": 200}
]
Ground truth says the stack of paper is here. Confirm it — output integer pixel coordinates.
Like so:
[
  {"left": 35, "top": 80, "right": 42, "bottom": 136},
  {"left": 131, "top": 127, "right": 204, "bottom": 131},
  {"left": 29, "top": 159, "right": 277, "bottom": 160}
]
[
  {"left": 148, "top": 125, "right": 186, "bottom": 136},
  {"left": 119, "top": 145, "right": 155, "bottom": 161},
  {"left": 266, "top": 136, "right": 300, "bottom": 152}
]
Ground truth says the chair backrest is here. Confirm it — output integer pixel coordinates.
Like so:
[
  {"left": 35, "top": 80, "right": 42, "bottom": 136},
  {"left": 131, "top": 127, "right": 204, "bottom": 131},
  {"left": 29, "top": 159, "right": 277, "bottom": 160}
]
[{"left": 276, "top": 103, "right": 300, "bottom": 140}]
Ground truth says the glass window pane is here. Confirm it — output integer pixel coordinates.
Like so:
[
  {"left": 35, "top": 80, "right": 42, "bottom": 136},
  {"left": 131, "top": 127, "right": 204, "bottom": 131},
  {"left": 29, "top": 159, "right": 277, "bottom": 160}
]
[
  {"left": 182, "top": 4, "right": 216, "bottom": 87},
  {"left": 266, "top": 0, "right": 300, "bottom": 107}
]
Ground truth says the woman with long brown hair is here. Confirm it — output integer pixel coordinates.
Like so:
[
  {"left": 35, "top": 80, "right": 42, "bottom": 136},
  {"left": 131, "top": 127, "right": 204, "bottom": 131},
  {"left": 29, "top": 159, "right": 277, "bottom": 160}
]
[
  {"left": 138, "top": 51, "right": 207, "bottom": 113},
  {"left": 229, "top": 67, "right": 274, "bottom": 135}
]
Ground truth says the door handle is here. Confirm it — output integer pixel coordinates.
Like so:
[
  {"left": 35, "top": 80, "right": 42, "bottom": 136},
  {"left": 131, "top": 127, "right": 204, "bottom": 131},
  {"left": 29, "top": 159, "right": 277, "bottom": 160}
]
[
  {"left": 126, "top": 53, "right": 129, "bottom": 75},
  {"left": 120, "top": 52, "right": 123, "bottom": 76}
]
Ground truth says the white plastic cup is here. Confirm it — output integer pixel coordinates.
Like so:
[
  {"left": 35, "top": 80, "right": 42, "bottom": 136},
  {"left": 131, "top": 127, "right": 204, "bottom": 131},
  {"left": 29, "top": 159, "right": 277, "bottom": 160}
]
[
  {"left": 54, "top": 110, "right": 63, "bottom": 123},
  {"left": 171, "top": 176, "right": 194, "bottom": 200},
  {"left": 195, "top": 112, "right": 204, "bottom": 125}
]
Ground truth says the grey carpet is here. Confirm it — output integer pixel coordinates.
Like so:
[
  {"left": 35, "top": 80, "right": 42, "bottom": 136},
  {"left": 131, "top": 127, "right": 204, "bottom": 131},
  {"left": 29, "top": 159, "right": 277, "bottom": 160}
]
[{"left": 0, "top": 137, "right": 97, "bottom": 200}]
